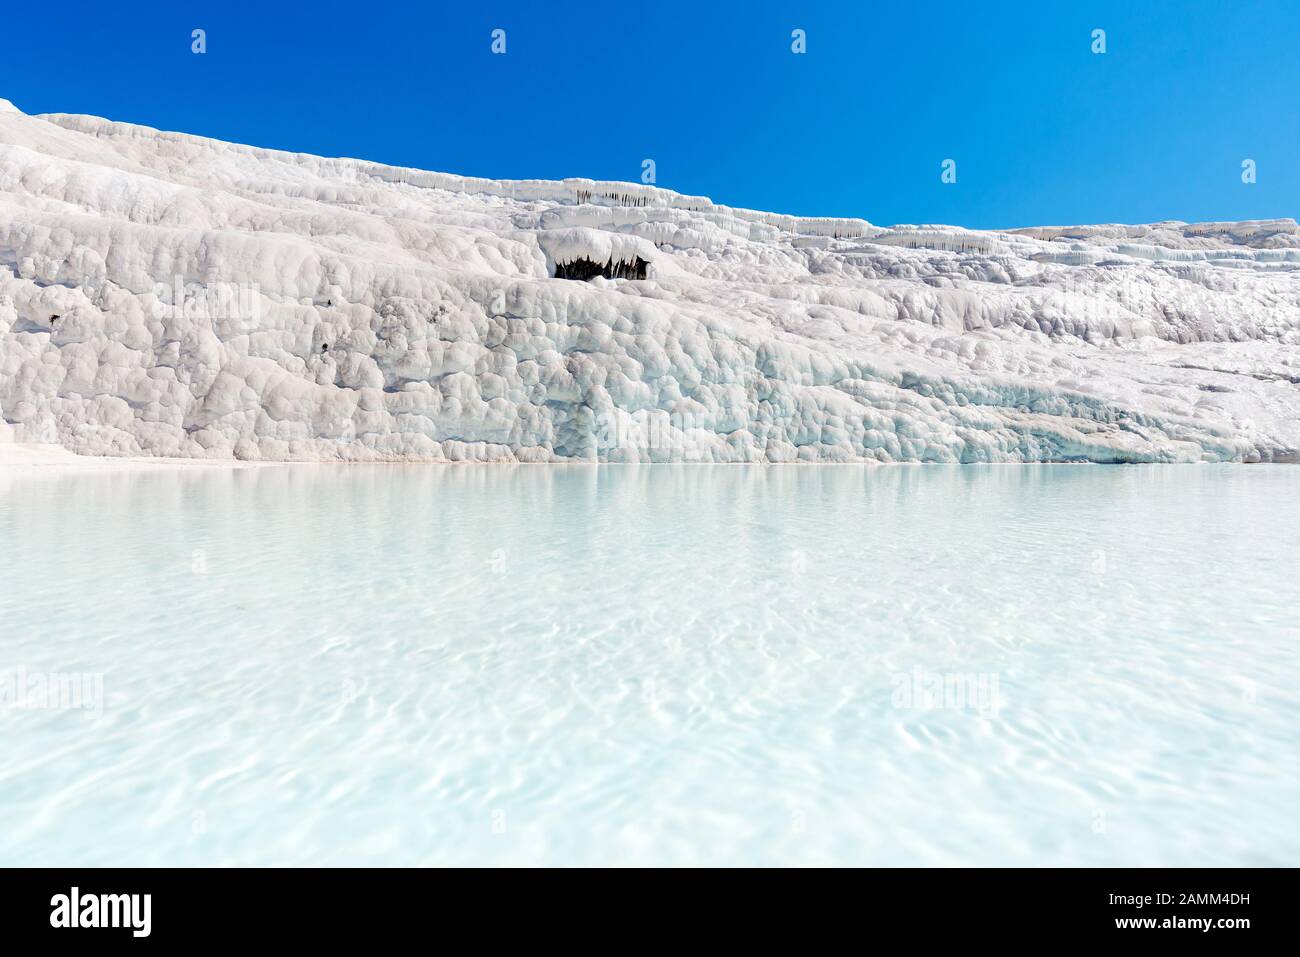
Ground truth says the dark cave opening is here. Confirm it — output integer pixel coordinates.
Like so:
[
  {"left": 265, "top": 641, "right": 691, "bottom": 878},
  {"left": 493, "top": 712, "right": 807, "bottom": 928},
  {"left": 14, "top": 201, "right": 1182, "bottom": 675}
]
[{"left": 554, "top": 257, "right": 649, "bottom": 282}]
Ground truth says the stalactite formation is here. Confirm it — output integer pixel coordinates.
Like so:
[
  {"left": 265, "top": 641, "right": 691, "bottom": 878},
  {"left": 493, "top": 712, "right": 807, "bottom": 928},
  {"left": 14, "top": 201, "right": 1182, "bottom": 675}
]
[
  {"left": 554, "top": 256, "right": 649, "bottom": 281},
  {"left": 573, "top": 188, "right": 648, "bottom": 207}
]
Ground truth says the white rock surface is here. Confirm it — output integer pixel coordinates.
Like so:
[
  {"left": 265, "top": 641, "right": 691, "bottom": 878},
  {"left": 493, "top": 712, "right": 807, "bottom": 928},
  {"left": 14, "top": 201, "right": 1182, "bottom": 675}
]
[{"left": 1, "top": 100, "right": 1298, "bottom": 463}]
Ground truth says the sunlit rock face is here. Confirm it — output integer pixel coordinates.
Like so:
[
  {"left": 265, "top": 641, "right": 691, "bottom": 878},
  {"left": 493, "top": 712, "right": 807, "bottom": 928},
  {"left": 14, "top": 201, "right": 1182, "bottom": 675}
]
[{"left": 1, "top": 98, "right": 1299, "bottom": 463}]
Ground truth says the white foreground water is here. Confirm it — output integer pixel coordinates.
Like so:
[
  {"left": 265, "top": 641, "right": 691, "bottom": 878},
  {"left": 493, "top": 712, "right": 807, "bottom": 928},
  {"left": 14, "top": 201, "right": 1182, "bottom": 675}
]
[{"left": 2, "top": 463, "right": 1298, "bottom": 866}]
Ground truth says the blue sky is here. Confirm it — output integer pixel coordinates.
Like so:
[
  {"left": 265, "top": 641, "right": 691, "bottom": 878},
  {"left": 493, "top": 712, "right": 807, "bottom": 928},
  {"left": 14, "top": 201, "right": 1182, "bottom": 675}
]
[{"left": 2, "top": 1, "right": 1296, "bottom": 228}]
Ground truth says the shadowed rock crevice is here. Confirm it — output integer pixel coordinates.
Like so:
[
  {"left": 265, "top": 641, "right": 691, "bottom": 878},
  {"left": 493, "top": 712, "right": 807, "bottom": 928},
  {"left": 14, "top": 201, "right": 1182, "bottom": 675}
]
[{"left": 554, "top": 257, "right": 649, "bottom": 281}]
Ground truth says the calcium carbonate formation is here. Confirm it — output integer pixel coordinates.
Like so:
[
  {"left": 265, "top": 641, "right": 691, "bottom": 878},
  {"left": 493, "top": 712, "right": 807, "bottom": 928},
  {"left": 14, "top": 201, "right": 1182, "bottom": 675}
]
[{"left": 2, "top": 97, "right": 1298, "bottom": 463}]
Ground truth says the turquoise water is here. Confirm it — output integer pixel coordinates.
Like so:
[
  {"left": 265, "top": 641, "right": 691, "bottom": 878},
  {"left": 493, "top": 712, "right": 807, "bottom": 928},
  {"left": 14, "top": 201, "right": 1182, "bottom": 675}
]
[{"left": 1, "top": 464, "right": 1297, "bottom": 866}]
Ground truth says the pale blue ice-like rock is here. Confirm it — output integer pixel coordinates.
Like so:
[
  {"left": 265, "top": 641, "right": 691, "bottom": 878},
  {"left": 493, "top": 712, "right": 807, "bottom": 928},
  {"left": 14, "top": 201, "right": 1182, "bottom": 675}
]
[{"left": 1, "top": 102, "right": 1298, "bottom": 463}]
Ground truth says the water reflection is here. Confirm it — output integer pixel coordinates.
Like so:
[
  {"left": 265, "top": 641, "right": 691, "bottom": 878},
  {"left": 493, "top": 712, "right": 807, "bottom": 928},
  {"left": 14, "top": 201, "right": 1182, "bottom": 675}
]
[{"left": 1, "top": 464, "right": 1297, "bottom": 865}]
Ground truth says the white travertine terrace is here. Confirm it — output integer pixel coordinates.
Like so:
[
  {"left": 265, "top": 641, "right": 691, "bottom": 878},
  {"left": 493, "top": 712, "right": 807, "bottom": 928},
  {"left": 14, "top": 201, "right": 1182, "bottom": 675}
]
[{"left": 1, "top": 98, "right": 1298, "bottom": 463}]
